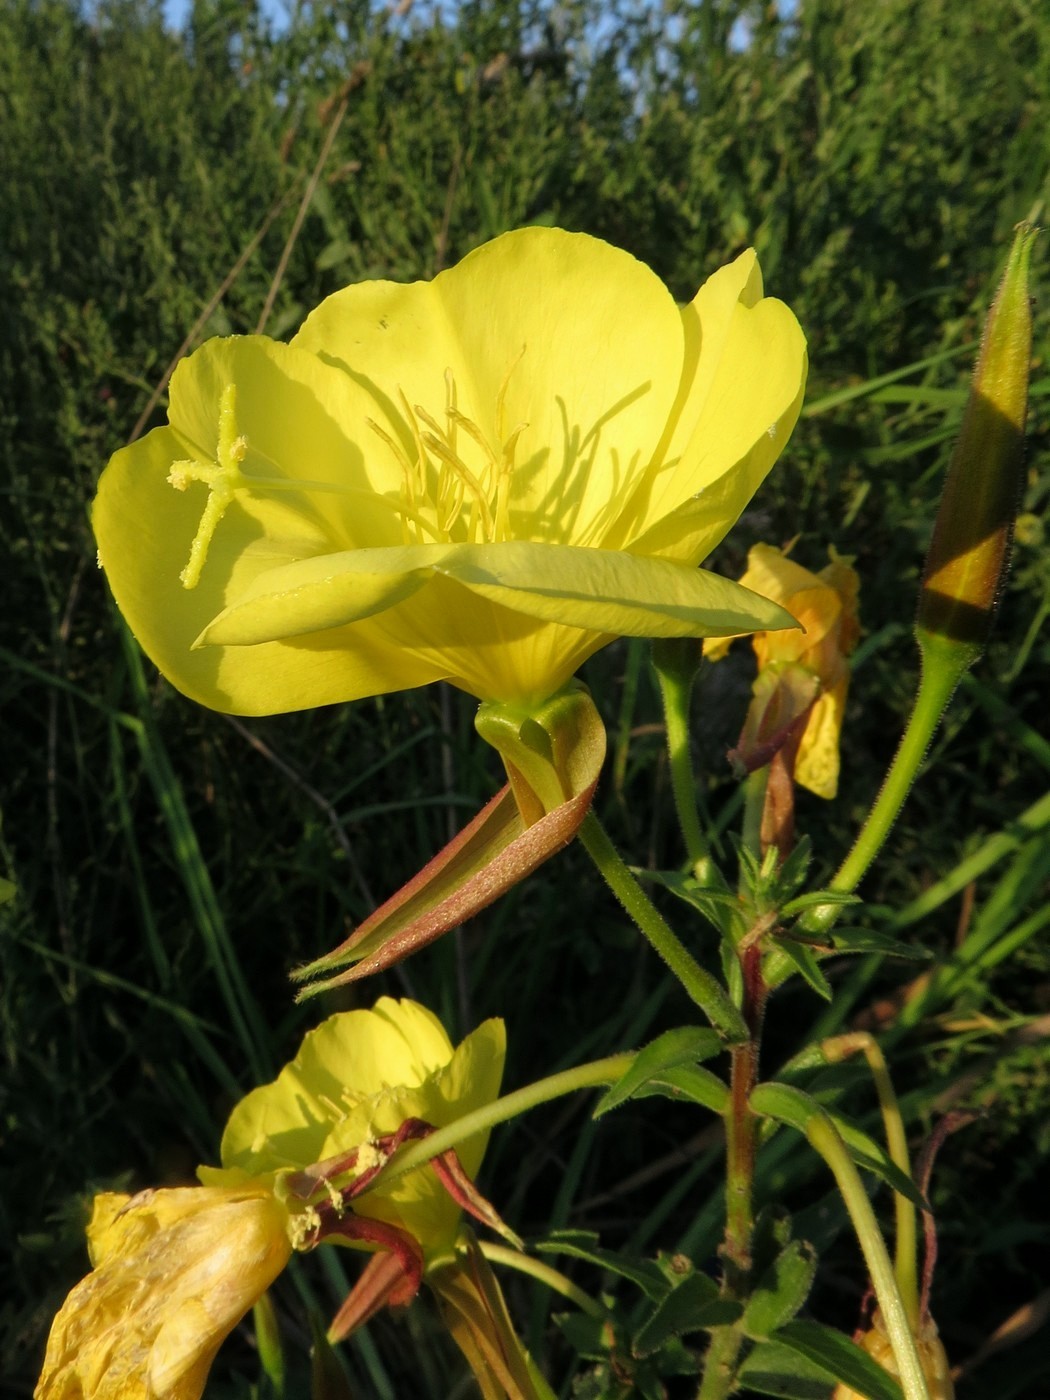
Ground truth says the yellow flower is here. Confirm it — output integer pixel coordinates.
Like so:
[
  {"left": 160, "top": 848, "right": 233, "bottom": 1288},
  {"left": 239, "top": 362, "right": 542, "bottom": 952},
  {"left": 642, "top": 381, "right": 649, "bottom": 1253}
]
[
  {"left": 705, "top": 544, "right": 860, "bottom": 797},
  {"left": 93, "top": 228, "right": 806, "bottom": 713},
  {"left": 831, "top": 1312, "right": 954, "bottom": 1400},
  {"left": 36, "top": 1001, "right": 506, "bottom": 1398},
  {"left": 209, "top": 996, "right": 506, "bottom": 1260},
  {"left": 35, "top": 1185, "right": 292, "bottom": 1400}
]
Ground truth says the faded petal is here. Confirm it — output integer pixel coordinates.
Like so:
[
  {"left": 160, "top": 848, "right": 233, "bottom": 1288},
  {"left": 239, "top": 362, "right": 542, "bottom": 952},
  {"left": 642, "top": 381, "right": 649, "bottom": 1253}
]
[
  {"left": 36, "top": 1187, "right": 291, "bottom": 1400},
  {"left": 706, "top": 544, "right": 860, "bottom": 799}
]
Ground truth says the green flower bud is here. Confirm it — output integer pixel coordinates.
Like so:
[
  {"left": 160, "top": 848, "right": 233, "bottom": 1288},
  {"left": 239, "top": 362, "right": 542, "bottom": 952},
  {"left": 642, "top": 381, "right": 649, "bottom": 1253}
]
[{"left": 917, "top": 224, "right": 1037, "bottom": 657}]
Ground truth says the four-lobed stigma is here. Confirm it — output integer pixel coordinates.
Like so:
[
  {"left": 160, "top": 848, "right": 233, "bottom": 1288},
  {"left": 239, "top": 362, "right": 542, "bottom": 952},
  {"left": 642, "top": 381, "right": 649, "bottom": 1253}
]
[{"left": 168, "top": 383, "right": 255, "bottom": 590}]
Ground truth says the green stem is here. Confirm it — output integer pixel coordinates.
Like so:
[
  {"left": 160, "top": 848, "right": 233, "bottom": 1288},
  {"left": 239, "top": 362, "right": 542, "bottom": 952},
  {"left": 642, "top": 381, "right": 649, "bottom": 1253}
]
[
  {"left": 824, "top": 1034, "right": 919, "bottom": 1328},
  {"left": 478, "top": 1242, "right": 605, "bottom": 1318},
  {"left": 652, "top": 640, "right": 708, "bottom": 863},
  {"left": 801, "top": 631, "right": 972, "bottom": 938},
  {"left": 698, "top": 948, "right": 767, "bottom": 1400},
  {"left": 806, "top": 1115, "right": 931, "bottom": 1400},
  {"left": 697, "top": 1324, "right": 744, "bottom": 1400},
  {"left": 366, "top": 1053, "right": 634, "bottom": 1191},
  {"left": 577, "top": 810, "right": 748, "bottom": 1043}
]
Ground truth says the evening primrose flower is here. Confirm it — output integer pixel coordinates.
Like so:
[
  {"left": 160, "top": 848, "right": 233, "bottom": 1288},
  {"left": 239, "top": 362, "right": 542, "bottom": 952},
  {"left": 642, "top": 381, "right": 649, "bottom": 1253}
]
[
  {"left": 92, "top": 228, "right": 806, "bottom": 715},
  {"left": 705, "top": 544, "right": 860, "bottom": 798},
  {"left": 36, "top": 1000, "right": 507, "bottom": 1399},
  {"left": 35, "top": 1184, "right": 292, "bottom": 1400},
  {"left": 211, "top": 996, "right": 506, "bottom": 1264}
]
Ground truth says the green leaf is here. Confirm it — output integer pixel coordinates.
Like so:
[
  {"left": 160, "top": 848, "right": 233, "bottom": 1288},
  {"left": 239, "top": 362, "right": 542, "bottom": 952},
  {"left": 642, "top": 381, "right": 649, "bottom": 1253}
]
[
  {"left": 773, "top": 940, "right": 832, "bottom": 1000},
  {"left": 633, "top": 1271, "right": 741, "bottom": 1357},
  {"left": 828, "top": 927, "right": 933, "bottom": 961},
  {"left": 594, "top": 1027, "right": 723, "bottom": 1118},
  {"left": 555, "top": 1309, "right": 610, "bottom": 1361},
  {"left": 775, "top": 835, "right": 813, "bottom": 900},
  {"left": 773, "top": 1320, "right": 904, "bottom": 1400},
  {"left": 742, "top": 1240, "right": 818, "bottom": 1339},
  {"left": 749, "top": 1084, "right": 926, "bottom": 1207},
  {"left": 644, "top": 869, "right": 744, "bottom": 939},
  {"left": 630, "top": 1064, "right": 730, "bottom": 1115},
  {"left": 535, "top": 1231, "right": 669, "bottom": 1301},
  {"left": 737, "top": 1338, "right": 845, "bottom": 1398},
  {"left": 779, "top": 889, "right": 859, "bottom": 918}
]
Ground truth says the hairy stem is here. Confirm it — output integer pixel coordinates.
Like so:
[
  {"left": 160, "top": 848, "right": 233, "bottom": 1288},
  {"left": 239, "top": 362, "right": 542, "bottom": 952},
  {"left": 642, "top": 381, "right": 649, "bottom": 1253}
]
[
  {"left": 578, "top": 810, "right": 747, "bottom": 1042},
  {"left": 801, "top": 633, "right": 971, "bottom": 938}
]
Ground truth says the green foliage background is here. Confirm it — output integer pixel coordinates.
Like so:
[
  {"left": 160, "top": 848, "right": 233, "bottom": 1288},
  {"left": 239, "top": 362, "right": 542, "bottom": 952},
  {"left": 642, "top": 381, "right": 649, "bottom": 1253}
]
[{"left": 1, "top": 0, "right": 1048, "bottom": 1395}]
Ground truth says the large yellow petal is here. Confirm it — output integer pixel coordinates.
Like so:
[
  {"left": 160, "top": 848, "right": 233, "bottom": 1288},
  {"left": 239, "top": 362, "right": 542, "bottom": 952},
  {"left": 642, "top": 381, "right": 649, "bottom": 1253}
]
[
  {"left": 221, "top": 1000, "right": 455, "bottom": 1175},
  {"left": 645, "top": 250, "right": 765, "bottom": 504},
  {"left": 93, "top": 427, "right": 450, "bottom": 713},
  {"left": 629, "top": 295, "right": 807, "bottom": 557},
  {"left": 293, "top": 227, "right": 685, "bottom": 547}
]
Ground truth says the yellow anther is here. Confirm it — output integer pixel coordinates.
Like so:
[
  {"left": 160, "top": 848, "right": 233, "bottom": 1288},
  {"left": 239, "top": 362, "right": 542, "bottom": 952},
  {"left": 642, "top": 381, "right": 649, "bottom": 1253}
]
[
  {"left": 289, "top": 1205, "right": 323, "bottom": 1252},
  {"left": 364, "top": 364, "right": 530, "bottom": 546},
  {"left": 355, "top": 1141, "right": 385, "bottom": 1174}
]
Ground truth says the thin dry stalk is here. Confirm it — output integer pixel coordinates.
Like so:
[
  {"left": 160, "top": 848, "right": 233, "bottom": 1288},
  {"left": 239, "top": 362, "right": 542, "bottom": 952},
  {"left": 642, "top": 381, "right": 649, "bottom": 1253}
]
[{"left": 254, "top": 96, "right": 350, "bottom": 335}]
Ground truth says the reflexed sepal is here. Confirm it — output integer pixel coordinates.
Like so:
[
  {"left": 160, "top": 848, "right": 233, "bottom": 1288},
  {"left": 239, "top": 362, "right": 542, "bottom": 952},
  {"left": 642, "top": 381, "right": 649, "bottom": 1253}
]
[{"left": 294, "top": 685, "right": 605, "bottom": 994}]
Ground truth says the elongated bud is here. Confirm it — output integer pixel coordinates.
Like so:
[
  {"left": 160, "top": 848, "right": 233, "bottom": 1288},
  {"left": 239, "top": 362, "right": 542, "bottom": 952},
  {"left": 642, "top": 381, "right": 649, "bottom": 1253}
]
[{"left": 917, "top": 223, "right": 1037, "bottom": 659}]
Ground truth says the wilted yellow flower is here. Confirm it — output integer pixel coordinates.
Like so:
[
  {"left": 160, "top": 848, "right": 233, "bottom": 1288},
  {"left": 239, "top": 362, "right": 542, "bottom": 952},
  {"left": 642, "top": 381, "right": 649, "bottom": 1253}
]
[
  {"left": 705, "top": 544, "right": 860, "bottom": 797},
  {"left": 93, "top": 228, "right": 806, "bottom": 714},
  {"left": 37, "top": 1001, "right": 506, "bottom": 1399},
  {"left": 36, "top": 1185, "right": 292, "bottom": 1400},
  {"left": 211, "top": 996, "right": 506, "bottom": 1260},
  {"left": 831, "top": 1311, "right": 954, "bottom": 1400}
]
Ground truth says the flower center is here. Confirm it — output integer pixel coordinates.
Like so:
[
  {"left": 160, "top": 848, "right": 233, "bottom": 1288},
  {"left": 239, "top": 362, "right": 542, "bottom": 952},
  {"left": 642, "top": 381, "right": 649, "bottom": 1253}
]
[
  {"left": 169, "top": 361, "right": 528, "bottom": 589},
  {"left": 368, "top": 355, "right": 528, "bottom": 547}
]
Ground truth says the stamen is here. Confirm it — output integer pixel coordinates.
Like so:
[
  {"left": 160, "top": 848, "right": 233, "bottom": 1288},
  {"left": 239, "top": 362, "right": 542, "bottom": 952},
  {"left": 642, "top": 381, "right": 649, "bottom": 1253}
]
[
  {"left": 494, "top": 344, "right": 526, "bottom": 443},
  {"left": 366, "top": 416, "right": 419, "bottom": 544},
  {"left": 419, "top": 426, "right": 495, "bottom": 541},
  {"left": 495, "top": 422, "right": 528, "bottom": 542},
  {"left": 444, "top": 367, "right": 458, "bottom": 456}
]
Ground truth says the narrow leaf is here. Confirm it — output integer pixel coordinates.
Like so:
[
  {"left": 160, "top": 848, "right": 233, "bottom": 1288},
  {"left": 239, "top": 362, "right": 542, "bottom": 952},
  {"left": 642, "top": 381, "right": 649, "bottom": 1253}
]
[
  {"left": 774, "top": 1320, "right": 904, "bottom": 1400},
  {"left": 828, "top": 927, "right": 933, "bottom": 961},
  {"left": 742, "top": 1240, "right": 818, "bottom": 1340},
  {"left": 630, "top": 1065, "right": 730, "bottom": 1115},
  {"left": 593, "top": 1027, "right": 723, "bottom": 1118},
  {"left": 535, "top": 1231, "right": 669, "bottom": 1301},
  {"left": 738, "top": 1338, "right": 851, "bottom": 1399},
  {"left": 749, "top": 1084, "right": 926, "bottom": 1207},
  {"left": 633, "top": 1273, "right": 740, "bottom": 1357},
  {"left": 774, "top": 941, "right": 832, "bottom": 1000}
]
